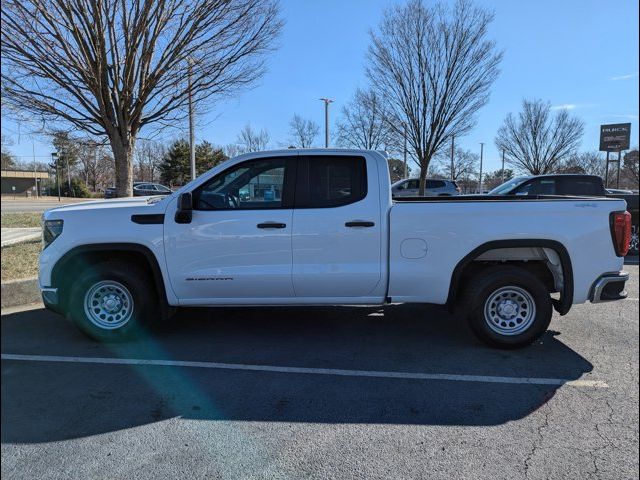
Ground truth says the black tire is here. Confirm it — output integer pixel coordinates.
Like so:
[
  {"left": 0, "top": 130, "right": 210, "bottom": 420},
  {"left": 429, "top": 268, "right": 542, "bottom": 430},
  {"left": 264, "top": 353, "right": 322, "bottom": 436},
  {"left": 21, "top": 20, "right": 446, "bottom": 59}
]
[
  {"left": 460, "top": 265, "right": 553, "bottom": 349},
  {"left": 67, "top": 261, "right": 157, "bottom": 342}
]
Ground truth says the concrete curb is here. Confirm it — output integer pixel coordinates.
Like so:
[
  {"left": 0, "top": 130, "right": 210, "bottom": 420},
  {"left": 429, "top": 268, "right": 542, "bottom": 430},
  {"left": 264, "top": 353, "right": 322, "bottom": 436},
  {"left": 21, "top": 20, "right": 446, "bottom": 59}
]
[
  {"left": 1, "top": 277, "right": 40, "bottom": 308},
  {"left": 1, "top": 231, "right": 41, "bottom": 247}
]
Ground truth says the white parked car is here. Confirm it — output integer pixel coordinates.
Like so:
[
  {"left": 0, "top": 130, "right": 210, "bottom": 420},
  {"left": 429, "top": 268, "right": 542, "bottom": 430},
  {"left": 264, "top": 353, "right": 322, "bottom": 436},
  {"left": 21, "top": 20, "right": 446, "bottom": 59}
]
[
  {"left": 40, "top": 149, "right": 631, "bottom": 348},
  {"left": 391, "top": 178, "right": 460, "bottom": 196}
]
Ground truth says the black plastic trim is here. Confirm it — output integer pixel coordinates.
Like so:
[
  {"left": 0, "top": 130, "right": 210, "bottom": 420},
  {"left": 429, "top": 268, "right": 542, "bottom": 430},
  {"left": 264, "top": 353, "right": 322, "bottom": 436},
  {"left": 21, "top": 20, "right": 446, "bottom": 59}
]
[
  {"left": 257, "top": 222, "right": 286, "bottom": 229},
  {"left": 50, "top": 243, "right": 170, "bottom": 315},
  {"left": 446, "top": 239, "right": 574, "bottom": 316},
  {"left": 345, "top": 221, "right": 375, "bottom": 227},
  {"left": 131, "top": 214, "right": 165, "bottom": 224}
]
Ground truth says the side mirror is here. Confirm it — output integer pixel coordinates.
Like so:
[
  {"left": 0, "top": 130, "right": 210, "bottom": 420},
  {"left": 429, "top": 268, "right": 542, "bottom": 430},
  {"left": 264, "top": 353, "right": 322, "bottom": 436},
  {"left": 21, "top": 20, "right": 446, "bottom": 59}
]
[{"left": 175, "top": 192, "right": 193, "bottom": 224}]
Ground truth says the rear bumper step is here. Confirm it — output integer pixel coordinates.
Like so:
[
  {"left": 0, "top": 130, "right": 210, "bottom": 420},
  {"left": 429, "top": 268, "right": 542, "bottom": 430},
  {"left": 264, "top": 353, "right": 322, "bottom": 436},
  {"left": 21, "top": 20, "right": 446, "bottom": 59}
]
[{"left": 590, "top": 272, "right": 629, "bottom": 303}]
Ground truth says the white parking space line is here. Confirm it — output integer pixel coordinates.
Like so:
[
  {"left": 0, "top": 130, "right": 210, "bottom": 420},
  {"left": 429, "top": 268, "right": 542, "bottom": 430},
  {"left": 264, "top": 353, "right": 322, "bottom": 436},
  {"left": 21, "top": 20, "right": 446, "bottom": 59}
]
[{"left": 1, "top": 353, "right": 608, "bottom": 388}]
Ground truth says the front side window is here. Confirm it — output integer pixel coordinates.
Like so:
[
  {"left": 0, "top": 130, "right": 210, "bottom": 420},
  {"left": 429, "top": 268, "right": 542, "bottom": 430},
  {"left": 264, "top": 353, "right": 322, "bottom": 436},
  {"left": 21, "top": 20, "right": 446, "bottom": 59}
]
[
  {"left": 514, "top": 178, "right": 557, "bottom": 195},
  {"left": 304, "top": 156, "right": 367, "bottom": 208},
  {"left": 194, "top": 157, "right": 287, "bottom": 210},
  {"left": 488, "top": 176, "right": 530, "bottom": 195}
]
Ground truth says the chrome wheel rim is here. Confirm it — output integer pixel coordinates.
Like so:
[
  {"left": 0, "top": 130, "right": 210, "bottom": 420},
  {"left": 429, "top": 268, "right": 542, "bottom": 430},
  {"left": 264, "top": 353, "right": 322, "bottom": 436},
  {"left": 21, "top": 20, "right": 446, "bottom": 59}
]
[
  {"left": 84, "top": 280, "right": 134, "bottom": 330},
  {"left": 484, "top": 286, "right": 536, "bottom": 336},
  {"left": 630, "top": 227, "right": 638, "bottom": 253}
]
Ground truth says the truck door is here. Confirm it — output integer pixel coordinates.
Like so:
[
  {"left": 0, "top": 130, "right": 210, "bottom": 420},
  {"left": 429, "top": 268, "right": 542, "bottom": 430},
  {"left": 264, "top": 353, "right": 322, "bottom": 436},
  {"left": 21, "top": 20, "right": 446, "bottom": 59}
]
[
  {"left": 291, "top": 154, "right": 382, "bottom": 298},
  {"left": 164, "top": 156, "right": 297, "bottom": 303}
]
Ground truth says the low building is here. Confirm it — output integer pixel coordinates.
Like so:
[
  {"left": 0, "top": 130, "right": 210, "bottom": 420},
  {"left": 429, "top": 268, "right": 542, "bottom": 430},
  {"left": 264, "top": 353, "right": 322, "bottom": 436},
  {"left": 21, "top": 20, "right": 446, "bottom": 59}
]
[{"left": 1, "top": 169, "right": 50, "bottom": 195}]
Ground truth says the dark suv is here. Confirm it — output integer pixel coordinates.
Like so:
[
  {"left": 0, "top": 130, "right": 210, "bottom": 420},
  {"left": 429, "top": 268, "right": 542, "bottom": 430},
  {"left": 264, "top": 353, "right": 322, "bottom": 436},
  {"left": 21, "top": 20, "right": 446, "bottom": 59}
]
[
  {"left": 490, "top": 174, "right": 638, "bottom": 256},
  {"left": 488, "top": 174, "right": 606, "bottom": 196}
]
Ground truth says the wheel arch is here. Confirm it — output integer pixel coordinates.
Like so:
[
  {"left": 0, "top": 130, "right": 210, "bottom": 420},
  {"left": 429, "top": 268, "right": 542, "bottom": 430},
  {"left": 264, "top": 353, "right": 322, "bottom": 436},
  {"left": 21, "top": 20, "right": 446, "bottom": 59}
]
[
  {"left": 51, "top": 243, "right": 170, "bottom": 314},
  {"left": 447, "top": 239, "right": 574, "bottom": 315}
]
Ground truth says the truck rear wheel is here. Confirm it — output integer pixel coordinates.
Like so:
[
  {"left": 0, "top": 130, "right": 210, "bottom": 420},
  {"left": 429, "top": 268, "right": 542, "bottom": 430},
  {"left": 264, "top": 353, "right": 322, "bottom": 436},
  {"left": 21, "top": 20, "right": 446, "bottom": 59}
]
[
  {"left": 461, "top": 265, "right": 553, "bottom": 349},
  {"left": 67, "top": 261, "right": 157, "bottom": 342}
]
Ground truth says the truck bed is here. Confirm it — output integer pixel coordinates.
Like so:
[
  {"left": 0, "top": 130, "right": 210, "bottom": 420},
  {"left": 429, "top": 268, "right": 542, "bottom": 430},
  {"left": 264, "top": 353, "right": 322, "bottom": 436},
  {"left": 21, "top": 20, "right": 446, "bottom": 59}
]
[{"left": 388, "top": 195, "right": 627, "bottom": 306}]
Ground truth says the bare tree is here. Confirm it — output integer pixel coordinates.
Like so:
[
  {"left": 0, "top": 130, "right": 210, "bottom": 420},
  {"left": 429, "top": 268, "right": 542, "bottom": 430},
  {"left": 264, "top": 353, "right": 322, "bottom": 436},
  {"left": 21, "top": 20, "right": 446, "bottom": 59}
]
[
  {"left": 556, "top": 151, "right": 605, "bottom": 177},
  {"left": 495, "top": 99, "right": 584, "bottom": 175},
  {"left": 1, "top": 134, "right": 17, "bottom": 169},
  {"left": 366, "top": 0, "right": 502, "bottom": 195},
  {"left": 482, "top": 168, "right": 514, "bottom": 191},
  {"left": 288, "top": 114, "right": 319, "bottom": 148},
  {"left": 78, "top": 141, "right": 113, "bottom": 191},
  {"left": 621, "top": 149, "right": 639, "bottom": 189},
  {"left": 237, "top": 124, "right": 270, "bottom": 153},
  {"left": 135, "top": 139, "right": 165, "bottom": 183},
  {"left": 435, "top": 148, "right": 478, "bottom": 181},
  {"left": 2, "top": 0, "right": 283, "bottom": 196},
  {"left": 336, "top": 88, "right": 397, "bottom": 150},
  {"left": 223, "top": 144, "right": 244, "bottom": 159}
]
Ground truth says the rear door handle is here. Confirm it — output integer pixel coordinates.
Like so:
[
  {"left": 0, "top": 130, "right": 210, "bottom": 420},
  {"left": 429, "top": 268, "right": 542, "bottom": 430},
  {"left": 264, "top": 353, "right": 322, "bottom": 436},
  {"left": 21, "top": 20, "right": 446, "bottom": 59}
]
[
  {"left": 257, "top": 222, "right": 286, "bottom": 229},
  {"left": 345, "top": 221, "right": 375, "bottom": 227}
]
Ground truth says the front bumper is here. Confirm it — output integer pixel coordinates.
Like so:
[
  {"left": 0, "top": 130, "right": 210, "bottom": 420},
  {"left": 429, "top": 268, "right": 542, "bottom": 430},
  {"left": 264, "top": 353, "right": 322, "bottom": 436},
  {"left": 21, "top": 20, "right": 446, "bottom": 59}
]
[{"left": 590, "top": 272, "right": 629, "bottom": 303}]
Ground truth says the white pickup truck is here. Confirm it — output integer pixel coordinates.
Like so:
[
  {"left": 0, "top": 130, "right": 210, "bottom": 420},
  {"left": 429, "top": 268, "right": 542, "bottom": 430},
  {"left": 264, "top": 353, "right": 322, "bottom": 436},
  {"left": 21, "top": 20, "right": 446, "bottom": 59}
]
[{"left": 40, "top": 149, "right": 632, "bottom": 348}]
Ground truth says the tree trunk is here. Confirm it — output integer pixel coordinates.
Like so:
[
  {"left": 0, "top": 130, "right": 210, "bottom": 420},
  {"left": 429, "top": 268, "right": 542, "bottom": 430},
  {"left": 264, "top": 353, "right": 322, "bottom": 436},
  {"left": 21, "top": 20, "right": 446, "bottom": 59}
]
[
  {"left": 418, "top": 162, "right": 428, "bottom": 196},
  {"left": 110, "top": 134, "right": 135, "bottom": 197}
]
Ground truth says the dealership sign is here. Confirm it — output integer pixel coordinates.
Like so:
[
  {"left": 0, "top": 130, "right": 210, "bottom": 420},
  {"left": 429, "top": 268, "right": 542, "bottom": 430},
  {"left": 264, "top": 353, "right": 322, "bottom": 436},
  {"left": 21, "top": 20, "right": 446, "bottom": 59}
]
[{"left": 599, "top": 123, "right": 631, "bottom": 151}]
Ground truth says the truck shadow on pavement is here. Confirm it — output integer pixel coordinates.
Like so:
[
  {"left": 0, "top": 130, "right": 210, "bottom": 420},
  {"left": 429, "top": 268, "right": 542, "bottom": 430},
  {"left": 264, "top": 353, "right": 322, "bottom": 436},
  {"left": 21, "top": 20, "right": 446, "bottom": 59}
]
[{"left": 2, "top": 304, "right": 594, "bottom": 443}]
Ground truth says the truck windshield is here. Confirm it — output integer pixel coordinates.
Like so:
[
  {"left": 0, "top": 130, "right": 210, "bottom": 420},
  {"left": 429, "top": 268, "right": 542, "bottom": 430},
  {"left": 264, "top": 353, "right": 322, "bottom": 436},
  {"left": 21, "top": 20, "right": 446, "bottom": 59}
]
[{"left": 489, "top": 176, "right": 531, "bottom": 195}]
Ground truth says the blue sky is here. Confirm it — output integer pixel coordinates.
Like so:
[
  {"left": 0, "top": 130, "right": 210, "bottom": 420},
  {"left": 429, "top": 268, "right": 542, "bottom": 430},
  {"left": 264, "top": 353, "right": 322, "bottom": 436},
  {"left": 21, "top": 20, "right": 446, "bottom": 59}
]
[{"left": 2, "top": 0, "right": 639, "bottom": 173}]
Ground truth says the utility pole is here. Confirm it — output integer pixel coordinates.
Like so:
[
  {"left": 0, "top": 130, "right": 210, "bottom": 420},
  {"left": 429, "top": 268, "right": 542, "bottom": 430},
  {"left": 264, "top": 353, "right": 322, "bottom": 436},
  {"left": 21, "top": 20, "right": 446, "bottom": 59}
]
[
  {"left": 188, "top": 58, "right": 196, "bottom": 181},
  {"left": 450, "top": 135, "right": 455, "bottom": 180},
  {"left": 478, "top": 143, "right": 484, "bottom": 194},
  {"left": 32, "top": 141, "right": 38, "bottom": 197},
  {"left": 403, "top": 123, "right": 408, "bottom": 178},
  {"left": 616, "top": 150, "right": 622, "bottom": 188},
  {"left": 319, "top": 98, "right": 334, "bottom": 148},
  {"left": 501, "top": 150, "right": 506, "bottom": 183},
  {"left": 52, "top": 152, "right": 60, "bottom": 201}
]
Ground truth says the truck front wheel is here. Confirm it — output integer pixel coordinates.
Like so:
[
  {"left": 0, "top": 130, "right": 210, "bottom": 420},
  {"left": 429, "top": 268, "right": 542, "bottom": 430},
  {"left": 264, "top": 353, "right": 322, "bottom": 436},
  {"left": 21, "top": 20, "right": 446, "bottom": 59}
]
[
  {"left": 67, "top": 261, "right": 157, "bottom": 341},
  {"left": 461, "top": 265, "right": 553, "bottom": 349}
]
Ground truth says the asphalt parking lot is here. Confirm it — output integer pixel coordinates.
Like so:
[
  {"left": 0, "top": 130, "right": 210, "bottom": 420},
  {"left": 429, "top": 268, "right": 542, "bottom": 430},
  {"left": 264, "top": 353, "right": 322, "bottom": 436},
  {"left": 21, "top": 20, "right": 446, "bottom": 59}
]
[{"left": 1, "top": 265, "right": 638, "bottom": 480}]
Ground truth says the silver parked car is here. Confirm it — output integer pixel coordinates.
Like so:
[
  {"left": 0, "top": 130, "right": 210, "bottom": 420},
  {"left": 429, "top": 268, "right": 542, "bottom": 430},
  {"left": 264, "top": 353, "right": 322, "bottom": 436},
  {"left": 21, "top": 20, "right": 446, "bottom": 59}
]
[{"left": 391, "top": 178, "right": 460, "bottom": 197}]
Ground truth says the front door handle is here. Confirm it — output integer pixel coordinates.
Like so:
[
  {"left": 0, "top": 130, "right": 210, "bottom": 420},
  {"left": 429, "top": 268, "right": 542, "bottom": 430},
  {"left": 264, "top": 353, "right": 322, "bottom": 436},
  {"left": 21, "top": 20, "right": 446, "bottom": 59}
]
[
  {"left": 345, "top": 221, "right": 375, "bottom": 227},
  {"left": 257, "top": 222, "right": 286, "bottom": 229}
]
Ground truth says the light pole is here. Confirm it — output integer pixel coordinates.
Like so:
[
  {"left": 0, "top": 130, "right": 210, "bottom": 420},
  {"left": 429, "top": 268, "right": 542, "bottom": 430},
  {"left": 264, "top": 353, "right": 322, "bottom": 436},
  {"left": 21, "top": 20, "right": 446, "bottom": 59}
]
[
  {"left": 51, "top": 152, "right": 60, "bottom": 201},
  {"left": 501, "top": 149, "right": 505, "bottom": 183},
  {"left": 319, "top": 98, "right": 334, "bottom": 148},
  {"left": 32, "top": 141, "right": 38, "bottom": 197},
  {"left": 478, "top": 142, "right": 484, "bottom": 194}
]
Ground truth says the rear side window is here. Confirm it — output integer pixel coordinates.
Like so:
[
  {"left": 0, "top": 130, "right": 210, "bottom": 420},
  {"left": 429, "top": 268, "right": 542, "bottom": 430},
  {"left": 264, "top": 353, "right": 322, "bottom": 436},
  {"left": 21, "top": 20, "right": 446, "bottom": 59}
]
[
  {"left": 303, "top": 156, "right": 367, "bottom": 208},
  {"left": 560, "top": 178, "right": 604, "bottom": 196},
  {"left": 407, "top": 180, "right": 419, "bottom": 189},
  {"left": 426, "top": 180, "right": 446, "bottom": 189}
]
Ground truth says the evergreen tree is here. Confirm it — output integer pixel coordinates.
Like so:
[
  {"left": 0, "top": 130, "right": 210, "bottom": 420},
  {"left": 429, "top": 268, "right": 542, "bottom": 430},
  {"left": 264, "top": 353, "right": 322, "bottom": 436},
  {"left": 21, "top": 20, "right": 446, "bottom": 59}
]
[
  {"left": 196, "top": 141, "right": 227, "bottom": 175},
  {"left": 160, "top": 139, "right": 227, "bottom": 186}
]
